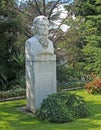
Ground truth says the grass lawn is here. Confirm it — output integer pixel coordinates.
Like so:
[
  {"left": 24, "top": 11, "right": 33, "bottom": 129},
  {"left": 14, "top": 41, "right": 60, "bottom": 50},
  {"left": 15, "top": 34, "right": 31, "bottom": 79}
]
[{"left": 0, "top": 90, "right": 101, "bottom": 130}]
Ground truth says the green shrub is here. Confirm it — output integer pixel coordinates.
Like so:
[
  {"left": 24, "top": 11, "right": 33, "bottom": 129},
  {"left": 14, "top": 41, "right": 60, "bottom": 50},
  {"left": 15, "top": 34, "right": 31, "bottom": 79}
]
[
  {"left": 67, "top": 94, "right": 90, "bottom": 118},
  {"left": 37, "top": 92, "right": 90, "bottom": 123}
]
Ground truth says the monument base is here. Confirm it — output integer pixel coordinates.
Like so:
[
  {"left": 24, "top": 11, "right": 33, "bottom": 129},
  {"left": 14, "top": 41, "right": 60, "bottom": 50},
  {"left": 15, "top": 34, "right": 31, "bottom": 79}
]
[{"left": 26, "top": 54, "right": 56, "bottom": 113}]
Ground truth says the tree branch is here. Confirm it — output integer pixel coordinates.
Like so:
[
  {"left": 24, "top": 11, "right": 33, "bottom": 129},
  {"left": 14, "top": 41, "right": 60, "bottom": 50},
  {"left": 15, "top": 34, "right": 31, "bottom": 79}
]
[
  {"left": 51, "top": 0, "right": 79, "bottom": 40},
  {"left": 35, "top": 0, "right": 42, "bottom": 15},
  {"left": 48, "top": 0, "right": 60, "bottom": 20},
  {"left": 43, "top": 0, "right": 46, "bottom": 15},
  {"left": 13, "top": 7, "right": 31, "bottom": 18}
]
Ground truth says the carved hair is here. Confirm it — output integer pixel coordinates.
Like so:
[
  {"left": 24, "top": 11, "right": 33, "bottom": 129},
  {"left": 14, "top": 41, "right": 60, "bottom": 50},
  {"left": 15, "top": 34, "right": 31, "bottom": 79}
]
[
  {"left": 31, "top": 15, "right": 49, "bottom": 35},
  {"left": 34, "top": 15, "right": 48, "bottom": 24}
]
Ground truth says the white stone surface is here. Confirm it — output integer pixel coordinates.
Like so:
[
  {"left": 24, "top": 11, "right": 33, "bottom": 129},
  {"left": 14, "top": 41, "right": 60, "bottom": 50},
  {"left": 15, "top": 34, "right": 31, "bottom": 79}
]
[
  {"left": 26, "top": 55, "right": 56, "bottom": 112},
  {"left": 25, "top": 15, "right": 57, "bottom": 113},
  {"left": 25, "top": 35, "right": 54, "bottom": 61}
]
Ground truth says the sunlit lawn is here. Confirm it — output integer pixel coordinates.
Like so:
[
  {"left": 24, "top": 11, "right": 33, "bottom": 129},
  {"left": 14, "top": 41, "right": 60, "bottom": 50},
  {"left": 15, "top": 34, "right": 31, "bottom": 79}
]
[{"left": 0, "top": 90, "right": 101, "bottom": 130}]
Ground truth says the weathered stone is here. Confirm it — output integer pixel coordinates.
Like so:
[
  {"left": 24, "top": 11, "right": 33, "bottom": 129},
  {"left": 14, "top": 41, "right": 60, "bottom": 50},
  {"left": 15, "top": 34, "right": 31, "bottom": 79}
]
[{"left": 25, "top": 16, "right": 57, "bottom": 113}]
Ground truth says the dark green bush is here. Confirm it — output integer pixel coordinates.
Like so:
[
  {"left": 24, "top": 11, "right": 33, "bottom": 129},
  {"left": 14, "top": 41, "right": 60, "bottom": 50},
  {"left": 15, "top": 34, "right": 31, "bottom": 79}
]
[
  {"left": 37, "top": 92, "right": 90, "bottom": 123},
  {"left": 66, "top": 94, "right": 90, "bottom": 118}
]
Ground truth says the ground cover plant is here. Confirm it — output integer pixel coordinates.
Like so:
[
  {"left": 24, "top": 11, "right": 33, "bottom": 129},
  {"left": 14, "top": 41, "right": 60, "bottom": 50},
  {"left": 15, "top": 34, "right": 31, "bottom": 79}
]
[
  {"left": 37, "top": 92, "right": 90, "bottom": 123},
  {"left": 0, "top": 90, "right": 101, "bottom": 130}
]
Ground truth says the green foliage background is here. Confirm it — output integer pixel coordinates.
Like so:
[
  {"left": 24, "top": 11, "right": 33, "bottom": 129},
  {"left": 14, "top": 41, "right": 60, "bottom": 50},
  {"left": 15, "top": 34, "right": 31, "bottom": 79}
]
[
  {"left": 75, "top": 0, "right": 101, "bottom": 75},
  {"left": 0, "top": 0, "right": 26, "bottom": 90},
  {"left": 0, "top": 0, "right": 101, "bottom": 91}
]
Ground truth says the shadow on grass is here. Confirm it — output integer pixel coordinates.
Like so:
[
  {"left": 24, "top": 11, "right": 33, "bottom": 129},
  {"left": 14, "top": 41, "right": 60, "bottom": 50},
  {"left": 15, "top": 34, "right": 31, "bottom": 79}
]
[{"left": 0, "top": 96, "right": 101, "bottom": 130}]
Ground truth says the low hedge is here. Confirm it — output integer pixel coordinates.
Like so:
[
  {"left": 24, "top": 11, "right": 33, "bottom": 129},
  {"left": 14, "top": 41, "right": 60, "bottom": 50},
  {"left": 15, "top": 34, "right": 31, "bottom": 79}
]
[
  {"left": 58, "top": 81, "right": 86, "bottom": 91},
  {"left": 0, "top": 88, "right": 25, "bottom": 99}
]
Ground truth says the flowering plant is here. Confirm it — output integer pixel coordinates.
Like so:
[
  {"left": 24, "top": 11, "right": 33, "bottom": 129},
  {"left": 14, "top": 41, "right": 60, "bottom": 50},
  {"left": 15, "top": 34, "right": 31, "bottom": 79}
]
[{"left": 85, "top": 77, "right": 101, "bottom": 94}]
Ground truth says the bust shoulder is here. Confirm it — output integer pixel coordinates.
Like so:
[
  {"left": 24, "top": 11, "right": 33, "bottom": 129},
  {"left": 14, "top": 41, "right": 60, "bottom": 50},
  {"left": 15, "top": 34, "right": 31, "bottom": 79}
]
[{"left": 26, "top": 36, "right": 38, "bottom": 45}]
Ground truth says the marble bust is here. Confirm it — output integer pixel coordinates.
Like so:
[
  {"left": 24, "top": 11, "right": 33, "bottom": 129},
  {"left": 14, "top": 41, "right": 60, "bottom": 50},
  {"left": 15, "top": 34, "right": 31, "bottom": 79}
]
[
  {"left": 25, "top": 15, "right": 54, "bottom": 59},
  {"left": 25, "top": 16, "right": 56, "bottom": 112}
]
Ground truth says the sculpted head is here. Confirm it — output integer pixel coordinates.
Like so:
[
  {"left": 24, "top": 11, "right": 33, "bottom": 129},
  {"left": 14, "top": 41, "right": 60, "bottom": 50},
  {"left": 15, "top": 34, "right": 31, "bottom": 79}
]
[{"left": 31, "top": 15, "right": 49, "bottom": 36}]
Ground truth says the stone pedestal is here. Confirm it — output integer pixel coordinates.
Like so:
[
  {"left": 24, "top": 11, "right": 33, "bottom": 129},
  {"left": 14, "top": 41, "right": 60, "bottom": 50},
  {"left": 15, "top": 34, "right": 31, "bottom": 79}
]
[{"left": 26, "top": 54, "right": 56, "bottom": 113}]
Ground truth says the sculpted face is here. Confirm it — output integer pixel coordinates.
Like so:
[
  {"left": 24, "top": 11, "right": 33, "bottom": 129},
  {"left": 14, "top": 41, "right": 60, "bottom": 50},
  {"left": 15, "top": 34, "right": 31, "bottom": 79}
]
[
  {"left": 33, "top": 16, "right": 49, "bottom": 36},
  {"left": 36, "top": 21, "right": 49, "bottom": 36},
  {"left": 31, "top": 16, "right": 50, "bottom": 48}
]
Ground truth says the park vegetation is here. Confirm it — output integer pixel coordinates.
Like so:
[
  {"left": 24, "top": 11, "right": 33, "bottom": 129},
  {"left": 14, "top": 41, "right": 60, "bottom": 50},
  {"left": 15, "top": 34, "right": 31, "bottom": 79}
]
[
  {"left": 0, "top": 0, "right": 101, "bottom": 125},
  {"left": 0, "top": 0, "right": 101, "bottom": 94},
  {"left": 37, "top": 92, "right": 90, "bottom": 123}
]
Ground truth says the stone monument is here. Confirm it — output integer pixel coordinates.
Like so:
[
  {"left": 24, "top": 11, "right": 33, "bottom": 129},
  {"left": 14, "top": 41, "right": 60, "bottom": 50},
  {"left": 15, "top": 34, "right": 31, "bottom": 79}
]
[{"left": 25, "top": 15, "right": 57, "bottom": 113}]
